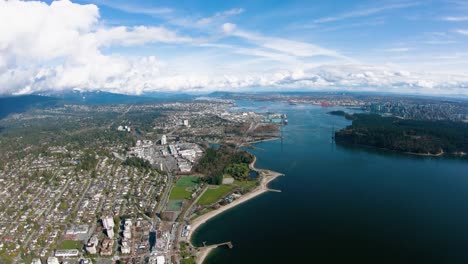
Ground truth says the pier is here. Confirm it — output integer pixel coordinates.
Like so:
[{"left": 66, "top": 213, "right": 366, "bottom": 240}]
[
  {"left": 268, "top": 188, "right": 282, "bottom": 192},
  {"left": 200, "top": 241, "right": 233, "bottom": 250}
]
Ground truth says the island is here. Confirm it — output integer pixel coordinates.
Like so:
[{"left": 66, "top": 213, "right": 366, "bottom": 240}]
[{"left": 333, "top": 113, "right": 468, "bottom": 157}]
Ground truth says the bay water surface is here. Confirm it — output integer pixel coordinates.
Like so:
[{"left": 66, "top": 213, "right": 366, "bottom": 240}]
[{"left": 192, "top": 101, "right": 468, "bottom": 264}]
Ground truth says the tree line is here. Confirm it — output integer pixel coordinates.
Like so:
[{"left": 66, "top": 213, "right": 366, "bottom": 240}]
[
  {"left": 335, "top": 113, "right": 468, "bottom": 156},
  {"left": 194, "top": 146, "right": 254, "bottom": 184}
]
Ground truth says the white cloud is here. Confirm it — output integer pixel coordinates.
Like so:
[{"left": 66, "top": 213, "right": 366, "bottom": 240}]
[
  {"left": 0, "top": 0, "right": 192, "bottom": 95},
  {"left": 454, "top": 29, "right": 468, "bottom": 35},
  {"left": 88, "top": 0, "right": 172, "bottom": 16},
  {"left": 223, "top": 24, "right": 346, "bottom": 59},
  {"left": 313, "top": 2, "right": 419, "bottom": 23},
  {"left": 222, "top": 23, "right": 237, "bottom": 34},
  {"left": 94, "top": 26, "right": 192, "bottom": 47},
  {"left": 442, "top": 16, "right": 468, "bottom": 21},
  {"left": 196, "top": 8, "right": 244, "bottom": 26},
  {"left": 168, "top": 8, "right": 244, "bottom": 30},
  {"left": 0, "top": 0, "right": 99, "bottom": 65}
]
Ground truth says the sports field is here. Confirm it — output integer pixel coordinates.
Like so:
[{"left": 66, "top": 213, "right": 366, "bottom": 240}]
[
  {"left": 175, "top": 175, "right": 199, "bottom": 187},
  {"left": 169, "top": 186, "right": 193, "bottom": 199},
  {"left": 169, "top": 176, "right": 200, "bottom": 200},
  {"left": 167, "top": 200, "right": 183, "bottom": 211},
  {"left": 58, "top": 240, "right": 82, "bottom": 250}
]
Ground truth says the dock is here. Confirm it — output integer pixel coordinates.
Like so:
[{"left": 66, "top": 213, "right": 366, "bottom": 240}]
[
  {"left": 200, "top": 241, "right": 233, "bottom": 250},
  {"left": 268, "top": 189, "right": 282, "bottom": 193}
]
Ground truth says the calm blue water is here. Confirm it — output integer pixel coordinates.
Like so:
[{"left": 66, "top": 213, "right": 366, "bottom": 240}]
[{"left": 192, "top": 100, "right": 468, "bottom": 264}]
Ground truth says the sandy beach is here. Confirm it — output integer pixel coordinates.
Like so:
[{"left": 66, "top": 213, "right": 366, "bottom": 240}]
[{"left": 190, "top": 155, "right": 283, "bottom": 263}]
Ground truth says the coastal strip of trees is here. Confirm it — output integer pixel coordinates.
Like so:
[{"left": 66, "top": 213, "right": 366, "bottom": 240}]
[{"left": 334, "top": 113, "right": 468, "bottom": 156}]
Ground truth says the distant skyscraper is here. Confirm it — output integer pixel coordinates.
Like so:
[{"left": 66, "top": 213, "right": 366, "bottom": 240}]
[{"left": 161, "top": 135, "right": 167, "bottom": 145}]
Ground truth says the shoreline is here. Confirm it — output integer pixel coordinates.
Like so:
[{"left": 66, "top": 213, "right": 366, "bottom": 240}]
[
  {"left": 243, "top": 137, "right": 280, "bottom": 146},
  {"left": 338, "top": 141, "right": 448, "bottom": 157},
  {"left": 190, "top": 154, "right": 283, "bottom": 263}
]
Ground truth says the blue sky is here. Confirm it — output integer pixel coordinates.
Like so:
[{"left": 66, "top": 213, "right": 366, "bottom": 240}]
[
  {"left": 1, "top": 0, "right": 468, "bottom": 95},
  {"left": 78, "top": 0, "right": 468, "bottom": 68}
]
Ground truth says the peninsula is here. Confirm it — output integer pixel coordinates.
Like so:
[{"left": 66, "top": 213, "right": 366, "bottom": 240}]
[{"left": 333, "top": 113, "right": 468, "bottom": 157}]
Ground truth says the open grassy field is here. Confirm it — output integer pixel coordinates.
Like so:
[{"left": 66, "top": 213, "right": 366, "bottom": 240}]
[
  {"left": 169, "top": 176, "right": 200, "bottom": 200},
  {"left": 176, "top": 175, "right": 199, "bottom": 187},
  {"left": 197, "top": 185, "right": 234, "bottom": 205},
  {"left": 169, "top": 186, "right": 192, "bottom": 200},
  {"left": 58, "top": 240, "right": 82, "bottom": 250},
  {"left": 234, "top": 180, "right": 258, "bottom": 192}
]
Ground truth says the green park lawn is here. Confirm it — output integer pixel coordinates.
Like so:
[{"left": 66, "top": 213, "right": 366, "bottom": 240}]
[
  {"left": 233, "top": 180, "right": 258, "bottom": 192},
  {"left": 169, "top": 186, "right": 192, "bottom": 200},
  {"left": 169, "top": 176, "right": 200, "bottom": 200},
  {"left": 197, "top": 185, "right": 234, "bottom": 205},
  {"left": 58, "top": 240, "right": 82, "bottom": 250},
  {"left": 176, "top": 175, "right": 199, "bottom": 187}
]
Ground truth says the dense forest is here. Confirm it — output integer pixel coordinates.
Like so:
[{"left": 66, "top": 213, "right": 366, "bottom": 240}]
[
  {"left": 335, "top": 113, "right": 468, "bottom": 156},
  {"left": 194, "top": 146, "right": 254, "bottom": 184}
]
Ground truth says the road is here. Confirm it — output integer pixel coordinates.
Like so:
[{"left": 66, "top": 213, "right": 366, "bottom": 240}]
[
  {"left": 155, "top": 173, "right": 173, "bottom": 214},
  {"left": 183, "top": 186, "right": 208, "bottom": 222}
]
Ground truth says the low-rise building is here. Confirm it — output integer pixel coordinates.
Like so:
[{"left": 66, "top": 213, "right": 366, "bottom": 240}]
[
  {"left": 55, "top": 249, "right": 80, "bottom": 257},
  {"left": 121, "top": 239, "right": 131, "bottom": 254},
  {"left": 47, "top": 257, "right": 60, "bottom": 264},
  {"left": 100, "top": 238, "right": 114, "bottom": 256},
  {"left": 31, "top": 258, "right": 42, "bottom": 264},
  {"left": 85, "top": 235, "right": 98, "bottom": 254}
]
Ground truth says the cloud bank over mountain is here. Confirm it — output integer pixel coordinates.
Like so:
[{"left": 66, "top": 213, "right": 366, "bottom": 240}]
[{"left": 1, "top": 0, "right": 468, "bottom": 96}]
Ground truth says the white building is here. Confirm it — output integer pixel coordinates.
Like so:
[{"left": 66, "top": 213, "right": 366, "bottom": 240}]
[
  {"left": 183, "top": 119, "right": 189, "bottom": 127},
  {"left": 102, "top": 217, "right": 114, "bottom": 230},
  {"left": 106, "top": 228, "right": 114, "bottom": 239},
  {"left": 85, "top": 242, "right": 97, "bottom": 255},
  {"left": 55, "top": 249, "right": 80, "bottom": 257},
  {"left": 121, "top": 239, "right": 131, "bottom": 254},
  {"left": 157, "top": 256, "right": 165, "bottom": 264},
  {"left": 169, "top": 145, "right": 177, "bottom": 155},
  {"left": 31, "top": 258, "right": 42, "bottom": 264},
  {"left": 161, "top": 135, "right": 167, "bottom": 145},
  {"left": 118, "top": 125, "right": 131, "bottom": 132},
  {"left": 123, "top": 230, "right": 132, "bottom": 239},
  {"left": 47, "top": 257, "right": 60, "bottom": 264},
  {"left": 149, "top": 255, "right": 165, "bottom": 264},
  {"left": 86, "top": 236, "right": 98, "bottom": 254},
  {"left": 65, "top": 225, "right": 88, "bottom": 235}
]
